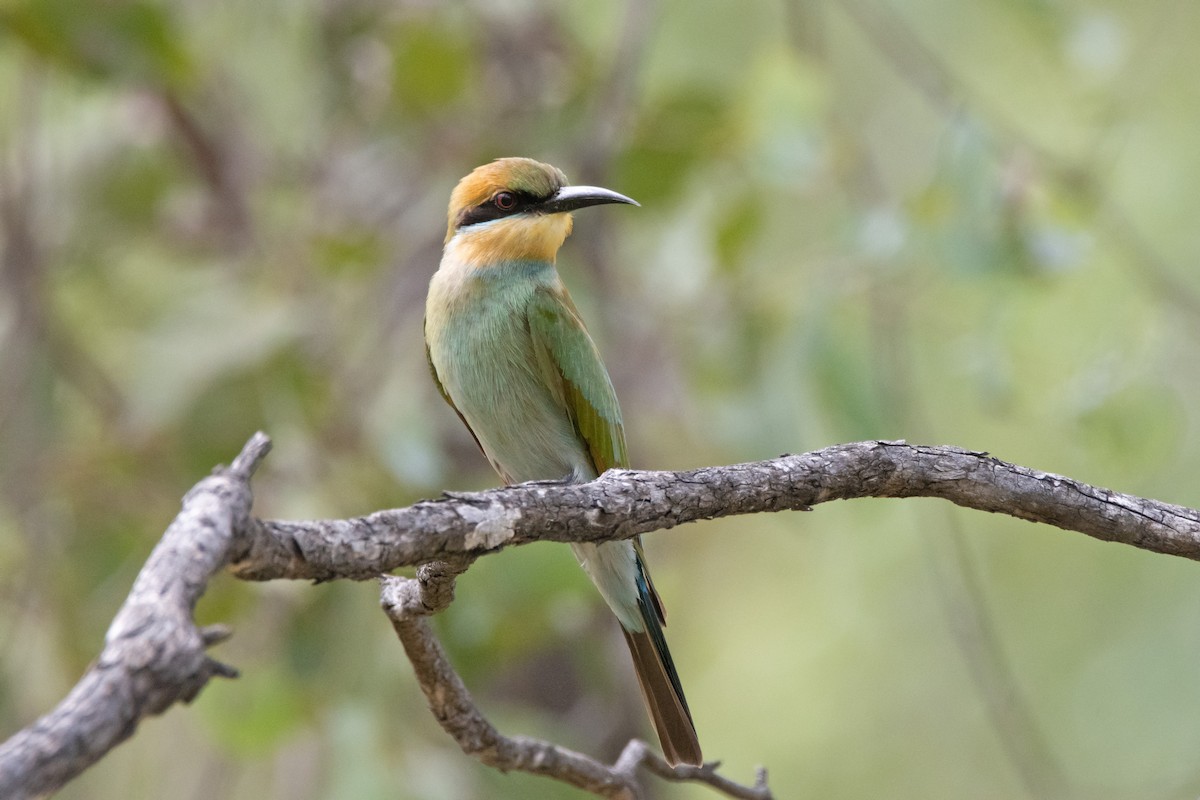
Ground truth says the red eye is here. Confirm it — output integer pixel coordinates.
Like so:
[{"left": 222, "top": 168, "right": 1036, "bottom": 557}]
[{"left": 493, "top": 192, "right": 516, "bottom": 210}]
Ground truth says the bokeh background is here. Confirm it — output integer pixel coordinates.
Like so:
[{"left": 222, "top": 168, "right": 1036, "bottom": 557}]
[{"left": 3, "top": 1, "right": 1200, "bottom": 797}]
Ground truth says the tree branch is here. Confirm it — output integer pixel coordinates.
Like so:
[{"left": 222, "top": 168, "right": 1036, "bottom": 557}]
[
  {"left": 380, "top": 563, "right": 772, "bottom": 799},
  {"left": 0, "top": 433, "right": 271, "bottom": 800},
  {"left": 231, "top": 440, "right": 1200, "bottom": 583},
  {"left": 5, "top": 434, "right": 1200, "bottom": 797}
]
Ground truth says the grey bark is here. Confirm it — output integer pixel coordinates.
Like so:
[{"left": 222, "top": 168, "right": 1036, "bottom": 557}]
[
  {"left": 380, "top": 563, "right": 772, "bottom": 799},
  {"left": 232, "top": 439, "right": 1200, "bottom": 584},
  {"left": 0, "top": 433, "right": 269, "bottom": 800},
  {"left": 3, "top": 434, "right": 1197, "bottom": 798}
]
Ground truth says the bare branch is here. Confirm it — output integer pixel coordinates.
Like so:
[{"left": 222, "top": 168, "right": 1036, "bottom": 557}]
[
  {"left": 616, "top": 741, "right": 773, "bottom": 800},
  {"left": 231, "top": 441, "right": 1200, "bottom": 583},
  {"left": 380, "top": 565, "right": 771, "bottom": 799},
  {"left": 6, "top": 434, "right": 1200, "bottom": 796},
  {"left": 0, "top": 433, "right": 271, "bottom": 800},
  {"left": 381, "top": 566, "right": 640, "bottom": 799}
]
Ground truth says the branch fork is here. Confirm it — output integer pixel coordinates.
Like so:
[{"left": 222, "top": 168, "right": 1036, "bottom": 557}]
[{"left": 5, "top": 433, "right": 1198, "bottom": 797}]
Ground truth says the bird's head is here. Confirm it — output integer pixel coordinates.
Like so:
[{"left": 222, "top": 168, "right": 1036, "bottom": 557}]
[{"left": 444, "top": 157, "right": 638, "bottom": 264}]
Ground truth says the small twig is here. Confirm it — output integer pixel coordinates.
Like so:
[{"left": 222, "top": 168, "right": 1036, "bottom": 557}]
[
  {"left": 379, "top": 567, "right": 770, "bottom": 799},
  {"left": 615, "top": 740, "right": 774, "bottom": 800},
  {"left": 228, "top": 430, "right": 273, "bottom": 479},
  {"left": 381, "top": 568, "right": 642, "bottom": 799}
]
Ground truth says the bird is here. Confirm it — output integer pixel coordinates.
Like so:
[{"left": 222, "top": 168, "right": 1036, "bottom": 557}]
[{"left": 424, "top": 157, "right": 702, "bottom": 767}]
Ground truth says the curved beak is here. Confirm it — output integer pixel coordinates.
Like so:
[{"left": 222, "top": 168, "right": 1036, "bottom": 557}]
[{"left": 538, "top": 185, "right": 639, "bottom": 214}]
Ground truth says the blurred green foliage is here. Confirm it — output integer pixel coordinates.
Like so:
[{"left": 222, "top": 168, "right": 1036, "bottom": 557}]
[{"left": 3, "top": 0, "right": 1200, "bottom": 797}]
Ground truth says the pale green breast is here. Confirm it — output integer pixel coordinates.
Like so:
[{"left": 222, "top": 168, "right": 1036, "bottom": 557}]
[
  {"left": 425, "top": 258, "right": 594, "bottom": 484},
  {"left": 426, "top": 252, "right": 643, "bottom": 632}
]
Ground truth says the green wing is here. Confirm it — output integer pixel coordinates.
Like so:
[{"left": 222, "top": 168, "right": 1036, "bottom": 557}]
[
  {"left": 526, "top": 290, "right": 696, "bottom": 763},
  {"left": 527, "top": 283, "right": 628, "bottom": 474},
  {"left": 529, "top": 284, "right": 669, "bottom": 626}
]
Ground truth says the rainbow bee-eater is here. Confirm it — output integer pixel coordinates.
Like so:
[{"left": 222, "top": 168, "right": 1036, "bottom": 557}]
[{"left": 424, "top": 157, "right": 702, "bottom": 766}]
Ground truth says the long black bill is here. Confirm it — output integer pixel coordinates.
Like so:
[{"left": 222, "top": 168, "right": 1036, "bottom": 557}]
[{"left": 538, "top": 185, "right": 639, "bottom": 214}]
